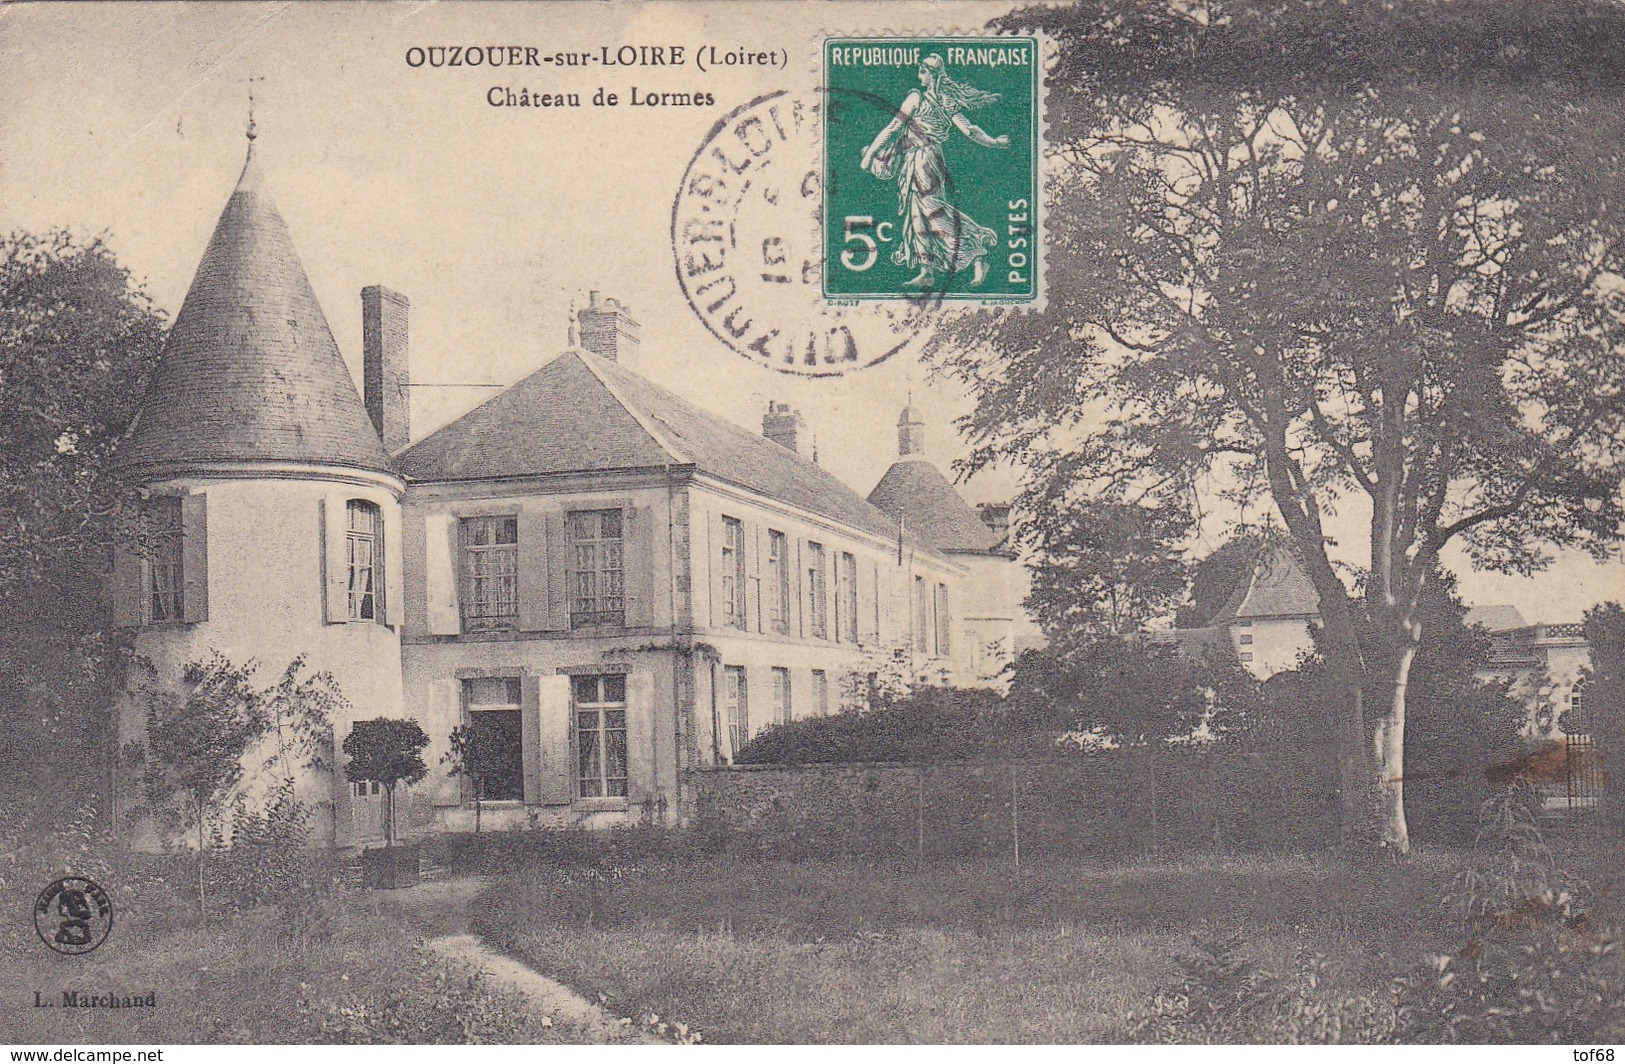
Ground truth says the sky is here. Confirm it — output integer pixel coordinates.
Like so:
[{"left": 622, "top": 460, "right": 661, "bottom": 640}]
[{"left": 2, "top": 0, "right": 1619, "bottom": 623}]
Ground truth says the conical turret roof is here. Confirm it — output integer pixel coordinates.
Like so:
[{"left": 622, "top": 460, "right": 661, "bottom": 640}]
[
  {"left": 868, "top": 457, "right": 1002, "bottom": 554},
  {"left": 117, "top": 140, "right": 391, "bottom": 475}
]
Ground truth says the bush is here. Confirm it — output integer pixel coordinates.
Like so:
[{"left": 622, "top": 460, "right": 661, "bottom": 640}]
[
  {"left": 1126, "top": 930, "right": 1395, "bottom": 1043},
  {"left": 734, "top": 686, "right": 1041, "bottom": 764},
  {"left": 1388, "top": 784, "right": 1624, "bottom": 1043}
]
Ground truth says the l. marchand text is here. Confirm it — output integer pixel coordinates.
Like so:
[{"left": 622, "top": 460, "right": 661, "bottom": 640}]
[{"left": 36, "top": 990, "right": 157, "bottom": 1008}]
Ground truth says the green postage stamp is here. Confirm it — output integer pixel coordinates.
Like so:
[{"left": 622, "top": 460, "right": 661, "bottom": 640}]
[{"left": 822, "top": 36, "right": 1041, "bottom": 306}]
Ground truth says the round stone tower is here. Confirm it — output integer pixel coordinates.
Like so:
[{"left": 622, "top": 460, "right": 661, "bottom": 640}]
[{"left": 113, "top": 131, "right": 405, "bottom": 847}]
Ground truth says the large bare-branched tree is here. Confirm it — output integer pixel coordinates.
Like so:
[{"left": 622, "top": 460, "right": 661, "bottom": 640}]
[{"left": 938, "top": 0, "right": 1625, "bottom": 851}]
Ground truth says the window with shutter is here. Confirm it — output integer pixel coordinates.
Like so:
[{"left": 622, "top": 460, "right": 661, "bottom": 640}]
[
  {"left": 839, "top": 552, "right": 858, "bottom": 642},
  {"left": 566, "top": 510, "right": 624, "bottom": 628},
  {"left": 573, "top": 673, "right": 628, "bottom": 798},
  {"left": 724, "top": 665, "right": 749, "bottom": 755},
  {"left": 766, "top": 530, "right": 790, "bottom": 634},
  {"left": 721, "top": 517, "right": 746, "bottom": 629},
  {"left": 144, "top": 496, "right": 184, "bottom": 623},
  {"left": 935, "top": 583, "right": 951, "bottom": 656},
  {"left": 807, "top": 543, "right": 828, "bottom": 640},
  {"left": 772, "top": 667, "right": 791, "bottom": 724},
  {"left": 461, "top": 515, "right": 519, "bottom": 630}
]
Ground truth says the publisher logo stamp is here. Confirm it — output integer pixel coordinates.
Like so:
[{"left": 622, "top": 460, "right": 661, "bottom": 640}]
[
  {"left": 34, "top": 877, "right": 113, "bottom": 955},
  {"left": 822, "top": 36, "right": 1041, "bottom": 305}
]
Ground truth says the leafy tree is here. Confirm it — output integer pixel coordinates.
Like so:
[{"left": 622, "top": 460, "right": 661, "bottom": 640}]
[
  {"left": 938, "top": 0, "right": 1625, "bottom": 851},
  {"left": 343, "top": 718, "right": 429, "bottom": 846},
  {"left": 0, "top": 231, "right": 165, "bottom": 835},
  {"left": 1010, "top": 636, "right": 1260, "bottom": 747},
  {"left": 837, "top": 639, "right": 922, "bottom": 712},
  {"left": 1176, "top": 531, "right": 1268, "bottom": 629},
  {"left": 125, "top": 652, "right": 338, "bottom": 912},
  {"left": 1025, "top": 498, "right": 1191, "bottom": 637},
  {"left": 443, "top": 722, "right": 505, "bottom": 833}
]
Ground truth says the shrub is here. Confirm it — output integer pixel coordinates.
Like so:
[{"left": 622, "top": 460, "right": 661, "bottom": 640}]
[
  {"left": 1391, "top": 926, "right": 1625, "bottom": 1043},
  {"left": 1126, "top": 930, "right": 1395, "bottom": 1043},
  {"left": 734, "top": 686, "right": 1042, "bottom": 764}
]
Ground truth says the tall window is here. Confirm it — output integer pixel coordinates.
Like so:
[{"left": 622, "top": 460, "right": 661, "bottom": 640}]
[
  {"left": 568, "top": 509, "right": 624, "bottom": 627},
  {"left": 839, "top": 552, "right": 859, "bottom": 642},
  {"left": 463, "top": 677, "right": 523, "bottom": 801},
  {"left": 812, "top": 669, "right": 829, "bottom": 716},
  {"left": 574, "top": 673, "right": 628, "bottom": 798},
  {"left": 461, "top": 516, "right": 518, "bottom": 630},
  {"left": 807, "top": 542, "right": 828, "bottom": 639},
  {"left": 724, "top": 665, "right": 749, "bottom": 755},
  {"left": 935, "top": 583, "right": 951, "bottom": 656},
  {"left": 772, "top": 667, "right": 792, "bottom": 725},
  {"left": 347, "top": 500, "right": 383, "bottom": 622},
  {"left": 767, "top": 530, "right": 790, "bottom": 634},
  {"left": 913, "top": 575, "right": 928, "bottom": 649},
  {"left": 145, "top": 496, "right": 183, "bottom": 623},
  {"left": 721, "top": 517, "right": 747, "bottom": 629}
]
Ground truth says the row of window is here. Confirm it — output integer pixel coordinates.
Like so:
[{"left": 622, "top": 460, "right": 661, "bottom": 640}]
[
  {"left": 721, "top": 520, "right": 862, "bottom": 643},
  {"left": 457, "top": 673, "right": 629, "bottom": 803},
  {"left": 719, "top": 516, "right": 951, "bottom": 652},
  {"left": 135, "top": 496, "right": 385, "bottom": 625},
  {"left": 721, "top": 664, "right": 831, "bottom": 754},
  {"left": 458, "top": 510, "right": 625, "bottom": 631}
]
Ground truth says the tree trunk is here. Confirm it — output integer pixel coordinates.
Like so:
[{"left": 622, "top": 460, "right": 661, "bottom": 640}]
[
  {"left": 385, "top": 784, "right": 395, "bottom": 848},
  {"left": 196, "top": 805, "right": 207, "bottom": 916},
  {"left": 1371, "top": 617, "right": 1420, "bottom": 854},
  {"left": 1320, "top": 614, "right": 1375, "bottom": 851}
]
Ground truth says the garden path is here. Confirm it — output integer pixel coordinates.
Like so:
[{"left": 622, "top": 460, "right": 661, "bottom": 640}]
[{"left": 389, "top": 876, "right": 653, "bottom": 1043}]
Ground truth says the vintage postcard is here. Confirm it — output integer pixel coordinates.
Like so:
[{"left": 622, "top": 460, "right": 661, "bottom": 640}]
[{"left": 2, "top": 0, "right": 1623, "bottom": 1051}]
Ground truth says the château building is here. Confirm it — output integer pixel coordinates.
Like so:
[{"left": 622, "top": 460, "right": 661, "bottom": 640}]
[{"left": 111, "top": 136, "right": 1019, "bottom": 844}]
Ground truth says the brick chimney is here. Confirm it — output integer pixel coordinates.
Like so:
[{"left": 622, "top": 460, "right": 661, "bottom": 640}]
[
  {"left": 577, "top": 290, "right": 640, "bottom": 367},
  {"left": 763, "top": 401, "right": 808, "bottom": 456},
  {"left": 362, "top": 286, "right": 410, "bottom": 453}
]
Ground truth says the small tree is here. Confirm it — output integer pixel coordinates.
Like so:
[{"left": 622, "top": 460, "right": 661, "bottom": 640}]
[
  {"left": 442, "top": 723, "right": 504, "bottom": 834},
  {"left": 129, "top": 653, "right": 258, "bottom": 913},
  {"left": 1580, "top": 603, "right": 1625, "bottom": 830},
  {"left": 343, "top": 718, "right": 429, "bottom": 847},
  {"left": 126, "top": 652, "right": 338, "bottom": 913}
]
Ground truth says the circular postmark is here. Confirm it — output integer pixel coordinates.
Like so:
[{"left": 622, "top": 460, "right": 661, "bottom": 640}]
[
  {"left": 672, "top": 91, "right": 936, "bottom": 377},
  {"left": 34, "top": 877, "right": 113, "bottom": 955}
]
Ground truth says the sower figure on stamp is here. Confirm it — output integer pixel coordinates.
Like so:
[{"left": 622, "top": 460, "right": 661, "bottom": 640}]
[{"left": 860, "top": 54, "right": 1008, "bottom": 288}]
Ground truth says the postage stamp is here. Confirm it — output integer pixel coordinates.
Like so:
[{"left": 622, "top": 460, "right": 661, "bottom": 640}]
[
  {"left": 821, "top": 36, "right": 1041, "bottom": 305},
  {"left": 671, "top": 91, "right": 929, "bottom": 376}
]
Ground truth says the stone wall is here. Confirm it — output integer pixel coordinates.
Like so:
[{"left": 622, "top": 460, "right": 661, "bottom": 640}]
[{"left": 685, "top": 749, "right": 1337, "bottom": 859}]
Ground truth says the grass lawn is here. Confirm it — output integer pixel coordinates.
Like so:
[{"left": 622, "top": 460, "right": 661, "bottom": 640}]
[
  {"left": 469, "top": 851, "right": 1472, "bottom": 1043},
  {"left": 0, "top": 872, "right": 633, "bottom": 1044}
]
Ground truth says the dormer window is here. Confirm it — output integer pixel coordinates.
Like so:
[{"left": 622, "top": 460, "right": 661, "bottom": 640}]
[{"left": 347, "top": 500, "right": 384, "bottom": 622}]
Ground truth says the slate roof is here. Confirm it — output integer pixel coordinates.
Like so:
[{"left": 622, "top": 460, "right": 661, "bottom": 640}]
[
  {"left": 867, "top": 457, "right": 1003, "bottom": 554},
  {"left": 1208, "top": 542, "right": 1320, "bottom": 623},
  {"left": 397, "top": 349, "right": 922, "bottom": 547},
  {"left": 1465, "top": 604, "right": 1529, "bottom": 633},
  {"left": 117, "top": 141, "right": 392, "bottom": 475}
]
